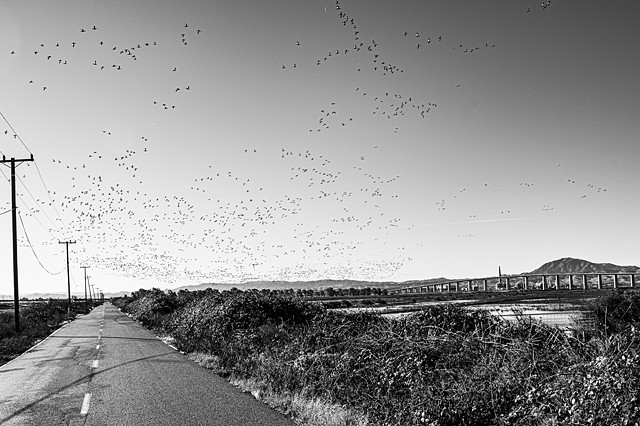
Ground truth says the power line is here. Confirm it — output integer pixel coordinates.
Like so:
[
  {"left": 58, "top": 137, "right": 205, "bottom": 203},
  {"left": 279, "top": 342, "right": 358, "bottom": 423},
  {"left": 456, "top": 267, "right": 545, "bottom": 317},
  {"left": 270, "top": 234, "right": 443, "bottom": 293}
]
[
  {"left": 0, "top": 111, "right": 33, "bottom": 156},
  {"left": 32, "top": 161, "right": 66, "bottom": 227},
  {"left": 1, "top": 162, "right": 62, "bottom": 239},
  {"left": 16, "top": 173, "right": 62, "bottom": 232},
  {"left": 16, "top": 192, "right": 59, "bottom": 237},
  {"left": 0, "top": 111, "right": 65, "bottom": 227},
  {"left": 0, "top": 167, "right": 10, "bottom": 182},
  {"left": 17, "top": 210, "right": 65, "bottom": 276}
]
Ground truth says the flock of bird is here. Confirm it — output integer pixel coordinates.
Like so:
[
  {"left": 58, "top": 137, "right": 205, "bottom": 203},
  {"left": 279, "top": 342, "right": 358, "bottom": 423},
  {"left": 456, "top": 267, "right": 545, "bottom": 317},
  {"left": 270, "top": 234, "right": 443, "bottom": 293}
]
[{"left": 0, "top": 0, "right": 610, "bottom": 286}]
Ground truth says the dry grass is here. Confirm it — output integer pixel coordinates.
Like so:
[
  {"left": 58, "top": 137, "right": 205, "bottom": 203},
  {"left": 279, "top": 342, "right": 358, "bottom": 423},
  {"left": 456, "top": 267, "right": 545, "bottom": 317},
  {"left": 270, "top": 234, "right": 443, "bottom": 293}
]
[
  {"left": 188, "top": 351, "right": 370, "bottom": 426},
  {"left": 228, "top": 376, "right": 370, "bottom": 426}
]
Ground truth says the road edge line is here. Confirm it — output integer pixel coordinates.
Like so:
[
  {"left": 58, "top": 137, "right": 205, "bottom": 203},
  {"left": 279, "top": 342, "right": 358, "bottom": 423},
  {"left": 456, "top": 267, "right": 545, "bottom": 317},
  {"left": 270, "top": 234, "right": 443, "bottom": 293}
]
[{"left": 0, "top": 306, "right": 101, "bottom": 371}]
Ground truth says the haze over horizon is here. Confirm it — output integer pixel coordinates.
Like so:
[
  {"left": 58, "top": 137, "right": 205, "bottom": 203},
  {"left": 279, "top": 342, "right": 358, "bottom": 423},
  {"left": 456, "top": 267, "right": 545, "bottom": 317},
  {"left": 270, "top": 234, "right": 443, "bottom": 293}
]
[{"left": 0, "top": 0, "right": 638, "bottom": 296}]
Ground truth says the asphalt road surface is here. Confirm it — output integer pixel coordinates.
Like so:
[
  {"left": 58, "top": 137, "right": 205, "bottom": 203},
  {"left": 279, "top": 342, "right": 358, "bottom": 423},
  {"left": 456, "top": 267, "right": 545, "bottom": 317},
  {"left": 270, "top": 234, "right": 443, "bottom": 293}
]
[{"left": 0, "top": 303, "right": 296, "bottom": 426}]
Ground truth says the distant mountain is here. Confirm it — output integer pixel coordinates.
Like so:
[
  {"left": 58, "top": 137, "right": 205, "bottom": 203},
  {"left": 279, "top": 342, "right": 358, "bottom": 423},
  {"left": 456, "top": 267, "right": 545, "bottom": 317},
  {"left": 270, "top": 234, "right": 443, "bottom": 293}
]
[
  {"left": 530, "top": 257, "right": 640, "bottom": 275},
  {"left": 172, "top": 277, "right": 450, "bottom": 292}
]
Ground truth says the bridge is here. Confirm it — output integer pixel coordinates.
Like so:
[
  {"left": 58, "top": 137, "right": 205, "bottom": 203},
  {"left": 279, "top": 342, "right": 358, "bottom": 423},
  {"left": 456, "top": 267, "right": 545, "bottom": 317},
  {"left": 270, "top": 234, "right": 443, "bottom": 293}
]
[{"left": 388, "top": 272, "right": 639, "bottom": 294}]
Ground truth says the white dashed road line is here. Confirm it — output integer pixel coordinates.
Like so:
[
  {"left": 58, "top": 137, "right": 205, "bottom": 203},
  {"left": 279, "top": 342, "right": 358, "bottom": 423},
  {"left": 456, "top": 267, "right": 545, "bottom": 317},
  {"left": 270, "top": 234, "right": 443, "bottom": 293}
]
[
  {"left": 83, "top": 308, "right": 103, "bottom": 415},
  {"left": 80, "top": 393, "right": 92, "bottom": 415}
]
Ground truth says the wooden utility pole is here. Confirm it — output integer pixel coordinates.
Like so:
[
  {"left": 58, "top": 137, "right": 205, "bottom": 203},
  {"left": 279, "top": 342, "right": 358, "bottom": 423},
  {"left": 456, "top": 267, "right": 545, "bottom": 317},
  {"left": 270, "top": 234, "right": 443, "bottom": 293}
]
[
  {"left": 59, "top": 240, "right": 76, "bottom": 320},
  {"left": 81, "top": 266, "right": 90, "bottom": 308},
  {"left": 87, "top": 276, "right": 93, "bottom": 302},
  {"left": 0, "top": 154, "right": 34, "bottom": 332}
]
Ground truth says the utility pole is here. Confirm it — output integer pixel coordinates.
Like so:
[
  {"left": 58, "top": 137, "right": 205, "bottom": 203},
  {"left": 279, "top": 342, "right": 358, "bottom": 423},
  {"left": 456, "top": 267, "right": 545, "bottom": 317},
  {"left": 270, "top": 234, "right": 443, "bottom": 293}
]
[
  {"left": 80, "top": 266, "right": 90, "bottom": 308},
  {"left": 87, "top": 276, "right": 93, "bottom": 302},
  {"left": 0, "top": 154, "right": 34, "bottom": 332},
  {"left": 59, "top": 240, "right": 76, "bottom": 320}
]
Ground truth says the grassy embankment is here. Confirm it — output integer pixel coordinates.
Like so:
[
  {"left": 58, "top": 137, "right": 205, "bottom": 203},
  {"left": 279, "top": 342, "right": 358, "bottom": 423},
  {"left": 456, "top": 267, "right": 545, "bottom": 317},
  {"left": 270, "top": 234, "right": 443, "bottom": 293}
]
[
  {"left": 112, "top": 288, "right": 640, "bottom": 426},
  {"left": 0, "top": 299, "right": 94, "bottom": 366}
]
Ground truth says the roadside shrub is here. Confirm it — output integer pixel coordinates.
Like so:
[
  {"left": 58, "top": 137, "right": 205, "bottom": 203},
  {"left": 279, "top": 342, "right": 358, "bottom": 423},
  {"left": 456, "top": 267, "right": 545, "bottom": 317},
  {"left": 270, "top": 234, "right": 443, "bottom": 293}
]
[
  {"left": 398, "top": 303, "right": 499, "bottom": 334},
  {"left": 589, "top": 290, "right": 640, "bottom": 335},
  {"left": 0, "top": 312, "right": 15, "bottom": 340},
  {"left": 21, "top": 300, "right": 68, "bottom": 327},
  {"left": 170, "top": 292, "right": 322, "bottom": 355},
  {"left": 122, "top": 288, "right": 178, "bottom": 330},
  {"left": 122, "top": 288, "right": 638, "bottom": 426},
  {"left": 503, "top": 327, "right": 640, "bottom": 425}
]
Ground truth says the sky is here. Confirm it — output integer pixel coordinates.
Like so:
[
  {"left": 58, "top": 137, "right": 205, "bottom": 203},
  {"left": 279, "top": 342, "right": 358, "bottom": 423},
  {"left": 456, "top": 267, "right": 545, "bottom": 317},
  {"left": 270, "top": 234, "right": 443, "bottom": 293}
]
[{"left": 0, "top": 0, "right": 638, "bottom": 296}]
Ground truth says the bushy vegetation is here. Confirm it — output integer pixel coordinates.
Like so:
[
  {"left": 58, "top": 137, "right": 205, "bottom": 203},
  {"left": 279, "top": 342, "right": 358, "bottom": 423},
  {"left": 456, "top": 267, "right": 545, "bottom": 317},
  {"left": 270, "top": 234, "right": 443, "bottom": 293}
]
[
  {"left": 0, "top": 299, "right": 94, "bottom": 365},
  {"left": 112, "top": 288, "right": 640, "bottom": 425}
]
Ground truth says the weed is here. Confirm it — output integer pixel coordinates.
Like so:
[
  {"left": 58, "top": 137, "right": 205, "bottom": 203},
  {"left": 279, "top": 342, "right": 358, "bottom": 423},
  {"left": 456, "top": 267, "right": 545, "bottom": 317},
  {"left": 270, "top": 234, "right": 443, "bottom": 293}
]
[{"left": 116, "top": 289, "right": 640, "bottom": 426}]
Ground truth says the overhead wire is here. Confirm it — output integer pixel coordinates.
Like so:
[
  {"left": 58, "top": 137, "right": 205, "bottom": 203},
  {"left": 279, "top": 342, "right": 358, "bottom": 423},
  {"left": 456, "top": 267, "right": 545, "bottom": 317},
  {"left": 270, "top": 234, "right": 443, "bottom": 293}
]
[
  {"left": 3, "top": 167, "right": 61, "bottom": 238},
  {"left": 32, "top": 161, "right": 66, "bottom": 227},
  {"left": 0, "top": 111, "right": 66, "bottom": 230},
  {"left": 17, "top": 209, "right": 66, "bottom": 275},
  {"left": 0, "top": 114, "right": 67, "bottom": 274},
  {"left": 0, "top": 111, "right": 33, "bottom": 156},
  {"left": 16, "top": 173, "right": 62, "bottom": 232},
  {"left": 0, "top": 166, "right": 10, "bottom": 182}
]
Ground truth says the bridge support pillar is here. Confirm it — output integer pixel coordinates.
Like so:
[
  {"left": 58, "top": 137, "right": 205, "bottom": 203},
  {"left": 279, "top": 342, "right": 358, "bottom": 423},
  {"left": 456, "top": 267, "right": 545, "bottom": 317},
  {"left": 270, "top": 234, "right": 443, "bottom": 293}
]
[
  {"left": 632, "top": 275, "right": 636, "bottom": 288},
  {"left": 541, "top": 276, "right": 546, "bottom": 291},
  {"left": 569, "top": 275, "right": 574, "bottom": 290},
  {"left": 505, "top": 277, "right": 510, "bottom": 291},
  {"left": 614, "top": 274, "right": 619, "bottom": 289},
  {"left": 524, "top": 276, "right": 529, "bottom": 290},
  {"left": 582, "top": 275, "right": 587, "bottom": 290},
  {"left": 483, "top": 279, "right": 487, "bottom": 291},
  {"left": 597, "top": 275, "right": 602, "bottom": 290},
  {"left": 555, "top": 275, "right": 560, "bottom": 290}
]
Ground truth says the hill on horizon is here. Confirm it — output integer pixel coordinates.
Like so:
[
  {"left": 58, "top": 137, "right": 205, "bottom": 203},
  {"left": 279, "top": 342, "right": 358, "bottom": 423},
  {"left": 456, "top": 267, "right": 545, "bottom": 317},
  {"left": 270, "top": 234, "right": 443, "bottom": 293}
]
[
  {"left": 172, "top": 277, "right": 449, "bottom": 293},
  {"left": 172, "top": 257, "right": 640, "bottom": 292},
  {"left": 529, "top": 257, "right": 640, "bottom": 275}
]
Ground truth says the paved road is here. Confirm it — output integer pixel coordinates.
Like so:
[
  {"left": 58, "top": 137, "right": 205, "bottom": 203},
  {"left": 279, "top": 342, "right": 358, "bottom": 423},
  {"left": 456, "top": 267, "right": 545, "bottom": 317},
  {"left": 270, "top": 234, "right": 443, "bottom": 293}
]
[{"left": 0, "top": 303, "right": 296, "bottom": 426}]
